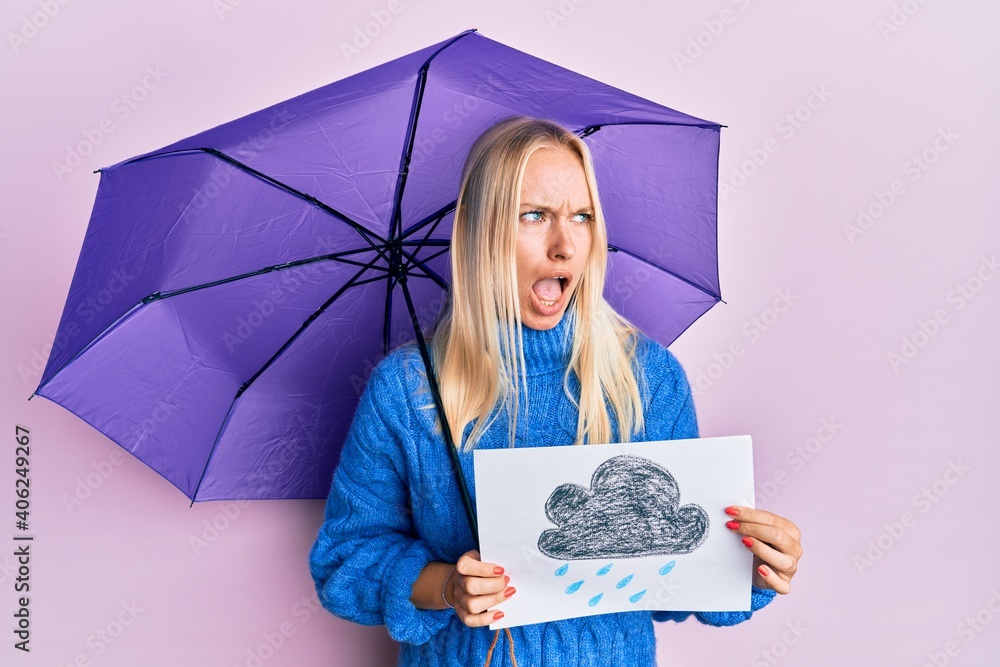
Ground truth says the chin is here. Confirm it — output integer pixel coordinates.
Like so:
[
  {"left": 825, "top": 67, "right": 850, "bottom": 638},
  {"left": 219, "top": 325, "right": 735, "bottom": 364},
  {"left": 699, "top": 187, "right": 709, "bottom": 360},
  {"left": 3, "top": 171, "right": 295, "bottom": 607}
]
[{"left": 523, "top": 308, "right": 567, "bottom": 330}]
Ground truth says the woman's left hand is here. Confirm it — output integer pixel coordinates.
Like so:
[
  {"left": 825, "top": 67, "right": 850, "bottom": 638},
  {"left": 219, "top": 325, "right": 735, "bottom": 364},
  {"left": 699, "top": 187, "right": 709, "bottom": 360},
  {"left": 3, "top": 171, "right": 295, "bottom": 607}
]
[{"left": 724, "top": 506, "right": 802, "bottom": 594}]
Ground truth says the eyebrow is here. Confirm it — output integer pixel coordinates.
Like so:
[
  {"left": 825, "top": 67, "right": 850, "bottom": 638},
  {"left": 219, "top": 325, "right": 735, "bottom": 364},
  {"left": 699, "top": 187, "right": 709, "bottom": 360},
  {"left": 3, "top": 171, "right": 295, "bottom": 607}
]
[{"left": 519, "top": 202, "right": 594, "bottom": 213}]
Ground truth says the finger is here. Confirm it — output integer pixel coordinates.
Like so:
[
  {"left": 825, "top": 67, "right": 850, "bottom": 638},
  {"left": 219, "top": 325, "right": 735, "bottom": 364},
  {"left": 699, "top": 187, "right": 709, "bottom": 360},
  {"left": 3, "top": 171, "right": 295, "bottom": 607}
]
[
  {"left": 726, "top": 519, "right": 801, "bottom": 559},
  {"left": 456, "top": 550, "right": 506, "bottom": 578},
  {"left": 726, "top": 506, "right": 799, "bottom": 539},
  {"left": 458, "top": 607, "right": 510, "bottom": 628},
  {"left": 756, "top": 563, "right": 791, "bottom": 594},
  {"left": 463, "top": 583, "right": 517, "bottom": 616},
  {"left": 456, "top": 571, "right": 509, "bottom": 597},
  {"left": 455, "top": 586, "right": 517, "bottom": 626},
  {"left": 740, "top": 535, "right": 798, "bottom": 574}
]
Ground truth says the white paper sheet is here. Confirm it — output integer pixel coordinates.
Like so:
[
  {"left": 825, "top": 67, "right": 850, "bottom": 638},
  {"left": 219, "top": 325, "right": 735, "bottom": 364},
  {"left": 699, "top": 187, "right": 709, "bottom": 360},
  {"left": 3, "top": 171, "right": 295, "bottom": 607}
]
[{"left": 473, "top": 435, "right": 755, "bottom": 629}]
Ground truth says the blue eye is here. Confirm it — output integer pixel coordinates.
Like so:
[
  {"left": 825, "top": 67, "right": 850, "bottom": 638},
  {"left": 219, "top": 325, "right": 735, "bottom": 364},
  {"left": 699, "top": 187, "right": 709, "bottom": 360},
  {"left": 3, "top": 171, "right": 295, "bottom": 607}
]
[{"left": 519, "top": 210, "right": 592, "bottom": 223}]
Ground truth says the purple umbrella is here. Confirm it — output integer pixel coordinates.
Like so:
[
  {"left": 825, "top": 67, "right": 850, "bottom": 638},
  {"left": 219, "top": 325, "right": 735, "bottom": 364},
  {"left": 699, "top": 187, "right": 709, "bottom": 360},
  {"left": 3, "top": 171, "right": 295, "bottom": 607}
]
[{"left": 31, "top": 29, "right": 723, "bottom": 511}]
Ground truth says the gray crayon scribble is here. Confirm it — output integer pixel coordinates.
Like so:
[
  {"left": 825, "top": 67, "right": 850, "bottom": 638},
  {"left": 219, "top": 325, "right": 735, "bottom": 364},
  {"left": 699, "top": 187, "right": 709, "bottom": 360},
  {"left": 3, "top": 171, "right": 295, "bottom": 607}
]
[{"left": 537, "top": 454, "right": 709, "bottom": 559}]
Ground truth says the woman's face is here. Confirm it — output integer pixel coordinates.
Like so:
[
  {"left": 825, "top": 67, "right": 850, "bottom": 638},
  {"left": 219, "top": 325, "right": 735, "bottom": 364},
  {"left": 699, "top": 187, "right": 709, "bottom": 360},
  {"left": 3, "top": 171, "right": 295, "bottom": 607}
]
[{"left": 515, "top": 145, "right": 594, "bottom": 330}]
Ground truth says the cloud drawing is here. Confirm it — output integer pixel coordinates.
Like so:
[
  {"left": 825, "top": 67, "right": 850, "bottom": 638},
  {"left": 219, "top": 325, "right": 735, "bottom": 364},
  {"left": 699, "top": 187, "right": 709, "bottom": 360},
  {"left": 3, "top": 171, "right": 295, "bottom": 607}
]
[{"left": 537, "top": 454, "right": 709, "bottom": 559}]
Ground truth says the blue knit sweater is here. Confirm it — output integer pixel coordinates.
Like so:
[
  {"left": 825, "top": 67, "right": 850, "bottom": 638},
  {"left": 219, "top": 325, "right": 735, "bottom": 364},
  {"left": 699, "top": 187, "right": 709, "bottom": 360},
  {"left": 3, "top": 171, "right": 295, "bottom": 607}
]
[{"left": 309, "top": 312, "right": 776, "bottom": 666}]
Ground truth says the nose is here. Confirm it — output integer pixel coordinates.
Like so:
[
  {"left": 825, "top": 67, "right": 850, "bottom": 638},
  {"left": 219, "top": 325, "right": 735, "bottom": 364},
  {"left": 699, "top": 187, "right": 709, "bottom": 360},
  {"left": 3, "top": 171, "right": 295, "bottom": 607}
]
[{"left": 548, "top": 216, "right": 576, "bottom": 261}]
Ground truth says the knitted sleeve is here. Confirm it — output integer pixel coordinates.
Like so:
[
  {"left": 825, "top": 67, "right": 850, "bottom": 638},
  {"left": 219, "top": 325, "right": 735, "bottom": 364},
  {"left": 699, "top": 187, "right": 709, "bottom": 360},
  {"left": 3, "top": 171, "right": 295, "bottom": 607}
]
[
  {"left": 308, "top": 352, "right": 452, "bottom": 644},
  {"left": 640, "top": 341, "right": 778, "bottom": 626}
]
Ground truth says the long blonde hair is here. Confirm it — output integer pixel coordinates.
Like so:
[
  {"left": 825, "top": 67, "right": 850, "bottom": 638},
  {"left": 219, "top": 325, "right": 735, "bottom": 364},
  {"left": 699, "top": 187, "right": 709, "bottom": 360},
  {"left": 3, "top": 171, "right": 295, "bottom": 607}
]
[{"left": 428, "top": 116, "right": 647, "bottom": 451}]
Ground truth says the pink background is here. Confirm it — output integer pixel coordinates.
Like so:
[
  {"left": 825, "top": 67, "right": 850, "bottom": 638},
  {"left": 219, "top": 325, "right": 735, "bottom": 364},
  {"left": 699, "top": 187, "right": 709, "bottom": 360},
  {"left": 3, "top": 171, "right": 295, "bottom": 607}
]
[{"left": 3, "top": 1, "right": 998, "bottom": 665}]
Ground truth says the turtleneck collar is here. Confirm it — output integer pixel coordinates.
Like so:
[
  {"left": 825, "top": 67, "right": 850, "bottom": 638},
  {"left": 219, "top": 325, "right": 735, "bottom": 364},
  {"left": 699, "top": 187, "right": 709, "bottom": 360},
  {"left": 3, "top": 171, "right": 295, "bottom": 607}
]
[{"left": 505, "top": 310, "right": 575, "bottom": 375}]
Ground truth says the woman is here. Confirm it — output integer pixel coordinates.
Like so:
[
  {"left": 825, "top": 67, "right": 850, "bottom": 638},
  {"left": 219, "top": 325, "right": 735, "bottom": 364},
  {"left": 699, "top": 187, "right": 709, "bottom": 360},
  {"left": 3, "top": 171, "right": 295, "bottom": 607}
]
[{"left": 309, "top": 116, "right": 802, "bottom": 666}]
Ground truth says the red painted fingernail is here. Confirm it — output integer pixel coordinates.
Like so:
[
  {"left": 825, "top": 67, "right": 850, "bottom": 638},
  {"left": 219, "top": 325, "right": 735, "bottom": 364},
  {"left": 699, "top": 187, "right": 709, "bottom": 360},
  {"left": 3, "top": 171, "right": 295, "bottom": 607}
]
[
  {"left": 725, "top": 507, "right": 739, "bottom": 517},
  {"left": 504, "top": 587, "right": 516, "bottom": 597},
  {"left": 494, "top": 611, "right": 505, "bottom": 620},
  {"left": 758, "top": 565, "right": 768, "bottom": 577},
  {"left": 726, "top": 521, "right": 740, "bottom": 530},
  {"left": 742, "top": 537, "right": 753, "bottom": 548},
  {"left": 493, "top": 566, "right": 504, "bottom": 575},
  {"left": 504, "top": 575, "right": 510, "bottom": 585}
]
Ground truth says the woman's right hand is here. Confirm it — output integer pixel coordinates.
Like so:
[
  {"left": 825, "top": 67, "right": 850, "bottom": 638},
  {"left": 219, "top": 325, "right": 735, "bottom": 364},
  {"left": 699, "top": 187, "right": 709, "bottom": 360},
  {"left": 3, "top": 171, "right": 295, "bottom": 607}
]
[{"left": 446, "top": 549, "right": 516, "bottom": 626}]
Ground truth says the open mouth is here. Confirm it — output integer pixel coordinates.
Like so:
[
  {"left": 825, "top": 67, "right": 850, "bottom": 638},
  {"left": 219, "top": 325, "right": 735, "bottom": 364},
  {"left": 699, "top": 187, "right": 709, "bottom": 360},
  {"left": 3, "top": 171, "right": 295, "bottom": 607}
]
[{"left": 531, "top": 275, "right": 569, "bottom": 311}]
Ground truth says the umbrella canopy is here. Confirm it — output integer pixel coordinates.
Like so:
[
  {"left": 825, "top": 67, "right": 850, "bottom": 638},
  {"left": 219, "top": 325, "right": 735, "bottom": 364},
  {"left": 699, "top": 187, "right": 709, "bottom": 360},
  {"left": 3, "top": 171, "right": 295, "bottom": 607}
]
[{"left": 32, "top": 28, "right": 723, "bottom": 503}]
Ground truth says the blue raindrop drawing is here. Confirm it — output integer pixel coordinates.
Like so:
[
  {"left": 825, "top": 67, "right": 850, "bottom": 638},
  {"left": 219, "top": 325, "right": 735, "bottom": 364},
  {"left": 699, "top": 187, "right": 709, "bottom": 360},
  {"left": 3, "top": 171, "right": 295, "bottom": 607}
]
[
  {"left": 615, "top": 574, "right": 634, "bottom": 589},
  {"left": 565, "top": 580, "right": 584, "bottom": 595},
  {"left": 629, "top": 589, "right": 647, "bottom": 603},
  {"left": 659, "top": 560, "right": 676, "bottom": 576},
  {"left": 596, "top": 563, "right": 613, "bottom": 576},
  {"left": 555, "top": 563, "right": 569, "bottom": 577},
  {"left": 588, "top": 593, "right": 603, "bottom": 607}
]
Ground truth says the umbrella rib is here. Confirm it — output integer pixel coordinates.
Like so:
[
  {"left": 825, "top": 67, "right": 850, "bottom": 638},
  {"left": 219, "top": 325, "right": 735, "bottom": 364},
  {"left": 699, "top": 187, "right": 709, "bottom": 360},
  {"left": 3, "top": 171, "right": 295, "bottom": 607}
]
[
  {"left": 350, "top": 273, "right": 393, "bottom": 287},
  {"left": 134, "top": 248, "right": 388, "bottom": 305},
  {"left": 113, "top": 147, "right": 390, "bottom": 256},
  {"left": 235, "top": 261, "right": 384, "bottom": 400},
  {"left": 607, "top": 243, "right": 721, "bottom": 301},
  {"left": 399, "top": 239, "right": 449, "bottom": 247},
  {"left": 36, "top": 254, "right": 386, "bottom": 393},
  {"left": 33, "top": 249, "right": 390, "bottom": 400},
  {"left": 576, "top": 120, "right": 725, "bottom": 136},
  {"left": 388, "top": 29, "right": 477, "bottom": 242},
  {"left": 400, "top": 201, "right": 456, "bottom": 239},
  {"left": 407, "top": 205, "right": 450, "bottom": 251},
  {"left": 190, "top": 260, "right": 385, "bottom": 502},
  {"left": 389, "top": 75, "right": 426, "bottom": 244},
  {"left": 411, "top": 246, "right": 450, "bottom": 266}
]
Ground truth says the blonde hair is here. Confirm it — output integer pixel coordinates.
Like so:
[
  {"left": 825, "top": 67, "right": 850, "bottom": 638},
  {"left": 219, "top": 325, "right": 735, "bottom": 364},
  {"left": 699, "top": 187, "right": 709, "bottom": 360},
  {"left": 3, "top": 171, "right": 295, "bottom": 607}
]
[{"left": 427, "top": 116, "right": 647, "bottom": 451}]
